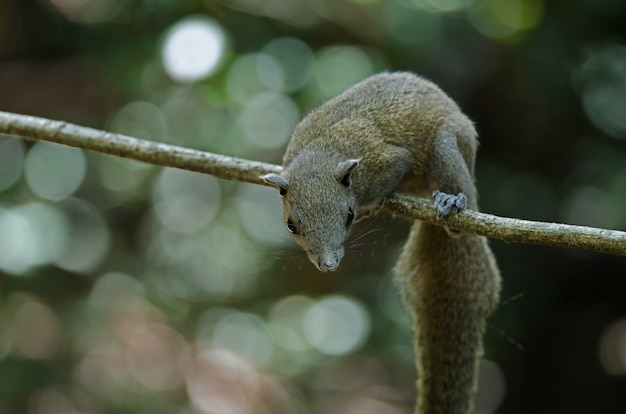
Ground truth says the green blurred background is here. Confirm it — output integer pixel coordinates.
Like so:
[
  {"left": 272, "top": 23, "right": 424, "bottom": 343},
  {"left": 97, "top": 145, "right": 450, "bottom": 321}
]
[{"left": 1, "top": 0, "right": 626, "bottom": 413}]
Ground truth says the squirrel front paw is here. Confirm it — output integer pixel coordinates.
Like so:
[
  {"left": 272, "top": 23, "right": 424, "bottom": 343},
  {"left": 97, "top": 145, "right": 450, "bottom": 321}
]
[{"left": 432, "top": 190, "right": 467, "bottom": 217}]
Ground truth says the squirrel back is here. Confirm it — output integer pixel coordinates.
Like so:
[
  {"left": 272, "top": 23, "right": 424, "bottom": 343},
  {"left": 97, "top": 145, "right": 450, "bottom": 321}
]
[{"left": 284, "top": 72, "right": 478, "bottom": 202}]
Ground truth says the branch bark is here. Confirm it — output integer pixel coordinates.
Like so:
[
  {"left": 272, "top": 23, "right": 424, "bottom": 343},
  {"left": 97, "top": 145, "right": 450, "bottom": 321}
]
[
  {"left": 1, "top": 110, "right": 625, "bottom": 256},
  {"left": 0, "top": 111, "right": 280, "bottom": 186}
]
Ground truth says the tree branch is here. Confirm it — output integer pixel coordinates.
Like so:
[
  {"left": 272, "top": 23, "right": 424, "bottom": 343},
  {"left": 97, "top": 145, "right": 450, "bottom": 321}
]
[
  {"left": 385, "top": 194, "right": 626, "bottom": 256},
  {"left": 0, "top": 111, "right": 280, "bottom": 186},
  {"left": 1, "top": 110, "right": 625, "bottom": 256}
]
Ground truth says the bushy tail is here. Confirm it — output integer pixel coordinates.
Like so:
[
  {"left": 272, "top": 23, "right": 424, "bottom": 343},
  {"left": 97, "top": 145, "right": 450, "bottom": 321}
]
[{"left": 394, "top": 221, "right": 501, "bottom": 414}]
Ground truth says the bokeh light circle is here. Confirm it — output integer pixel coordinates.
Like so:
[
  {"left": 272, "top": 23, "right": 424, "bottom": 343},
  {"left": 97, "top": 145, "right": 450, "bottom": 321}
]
[
  {"left": 162, "top": 16, "right": 227, "bottom": 83},
  {"left": 0, "top": 136, "right": 25, "bottom": 192},
  {"left": 24, "top": 141, "right": 86, "bottom": 202},
  {"left": 303, "top": 295, "right": 370, "bottom": 356}
]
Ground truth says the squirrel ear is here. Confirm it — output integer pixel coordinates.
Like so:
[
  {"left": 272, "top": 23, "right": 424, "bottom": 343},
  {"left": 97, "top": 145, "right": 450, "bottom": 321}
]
[
  {"left": 335, "top": 158, "right": 362, "bottom": 188},
  {"left": 261, "top": 173, "right": 290, "bottom": 196}
]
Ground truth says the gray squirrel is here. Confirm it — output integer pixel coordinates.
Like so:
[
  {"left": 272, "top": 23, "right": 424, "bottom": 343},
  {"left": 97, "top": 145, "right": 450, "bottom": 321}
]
[{"left": 262, "top": 72, "right": 501, "bottom": 414}]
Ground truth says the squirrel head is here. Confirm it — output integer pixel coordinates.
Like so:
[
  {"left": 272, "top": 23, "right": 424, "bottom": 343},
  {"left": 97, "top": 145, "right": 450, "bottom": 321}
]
[{"left": 262, "top": 157, "right": 361, "bottom": 272}]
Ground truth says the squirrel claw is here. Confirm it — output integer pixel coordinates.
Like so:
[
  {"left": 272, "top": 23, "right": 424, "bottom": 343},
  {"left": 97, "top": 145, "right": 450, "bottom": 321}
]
[{"left": 432, "top": 190, "right": 467, "bottom": 217}]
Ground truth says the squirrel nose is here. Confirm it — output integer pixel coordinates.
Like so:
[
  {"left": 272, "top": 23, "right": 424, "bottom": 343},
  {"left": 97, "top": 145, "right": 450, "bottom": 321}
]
[
  {"left": 317, "top": 251, "right": 342, "bottom": 272},
  {"left": 319, "top": 260, "right": 339, "bottom": 272}
]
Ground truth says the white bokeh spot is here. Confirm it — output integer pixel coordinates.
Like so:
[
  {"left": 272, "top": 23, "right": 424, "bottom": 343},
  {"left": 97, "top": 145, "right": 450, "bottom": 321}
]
[{"left": 162, "top": 16, "right": 227, "bottom": 83}]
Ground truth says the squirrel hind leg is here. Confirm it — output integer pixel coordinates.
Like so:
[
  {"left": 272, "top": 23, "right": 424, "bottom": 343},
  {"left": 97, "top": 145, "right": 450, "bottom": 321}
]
[{"left": 429, "top": 130, "right": 477, "bottom": 210}]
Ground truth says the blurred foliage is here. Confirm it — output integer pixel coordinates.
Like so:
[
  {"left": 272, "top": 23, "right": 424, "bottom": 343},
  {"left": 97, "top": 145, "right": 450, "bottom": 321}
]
[{"left": 1, "top": 0, "right": 626, "bottom": 413}]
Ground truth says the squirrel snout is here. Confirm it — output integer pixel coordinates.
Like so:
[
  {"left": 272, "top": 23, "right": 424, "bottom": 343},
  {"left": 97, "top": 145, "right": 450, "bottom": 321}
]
[
  {"left": 319, "top": 260, "right": 339, "bottom": 272},
  {"left": 314, "top": 249, "right": 343, "bottom": 272}
]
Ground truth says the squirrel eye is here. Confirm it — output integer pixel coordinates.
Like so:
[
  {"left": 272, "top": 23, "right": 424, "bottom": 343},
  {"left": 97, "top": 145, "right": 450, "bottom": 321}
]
[
  {"left": 346, "top": 208, "right": 355, "bottom": 227},
  {"left": 287, "top": 218, "right": 298, "bottom": 235},
  {"left": 279, "top": 188, "right": 287, "bottom": 196}
]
